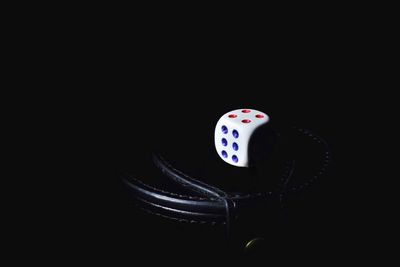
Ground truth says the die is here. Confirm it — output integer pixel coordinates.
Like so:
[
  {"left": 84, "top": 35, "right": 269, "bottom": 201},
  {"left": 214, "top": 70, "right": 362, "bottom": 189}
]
[{"left": 214, "top": 109, "right": 273, "bottom": 167}]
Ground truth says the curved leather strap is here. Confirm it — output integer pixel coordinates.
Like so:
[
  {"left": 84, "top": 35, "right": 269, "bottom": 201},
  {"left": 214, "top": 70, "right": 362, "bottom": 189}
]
[
  {"left": 121, "top": 174, "right": 227, "bottom": 223},
  {"left": 122, "top": 127, "right": 332, "bottom": 226}
]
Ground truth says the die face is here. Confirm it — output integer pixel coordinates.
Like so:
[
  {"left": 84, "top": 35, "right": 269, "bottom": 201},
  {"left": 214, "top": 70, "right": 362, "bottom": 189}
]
[{"left": 214, "top": 109, "right": 270, "bottom": 167}]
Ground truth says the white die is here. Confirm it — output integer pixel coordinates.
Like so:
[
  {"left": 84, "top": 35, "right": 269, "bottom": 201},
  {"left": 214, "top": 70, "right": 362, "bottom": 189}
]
[{"left": 214, "top": 109, "right": 270, "bottom": 167}]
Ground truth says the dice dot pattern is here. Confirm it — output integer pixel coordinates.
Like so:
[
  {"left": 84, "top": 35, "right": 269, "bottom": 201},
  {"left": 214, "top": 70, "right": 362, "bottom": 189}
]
[
  {"left": 232, "top": 142, "right": 238, "bottom": 151},
  {"left": 221, "top": 138, "right": 227, "bottom": 146},
  {"left": 232, "top": 130, "right": 239, "bottom": 138},
  {"left": 230, "top": 110, "right": 266, "bottom": 123},
  {"left": 217, "top": 109, "right": 268, "bottom": 166},
  {"left": 221, "top": 126, "right": 239, "bottom": 163},
  {"left": 232, "top": 155, "right": 238, "bottom": 163}
]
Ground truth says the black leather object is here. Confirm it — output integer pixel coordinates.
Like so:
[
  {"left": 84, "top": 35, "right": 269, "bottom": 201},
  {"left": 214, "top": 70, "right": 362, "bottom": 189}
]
[{"left": 121, "top": 126, "right": 332, "bottom": 245}]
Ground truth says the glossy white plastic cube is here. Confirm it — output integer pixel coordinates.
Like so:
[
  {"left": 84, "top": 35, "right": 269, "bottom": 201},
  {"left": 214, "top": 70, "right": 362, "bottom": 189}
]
[{"left": 214, "top": 109, "right": 270, "bottom": 167}]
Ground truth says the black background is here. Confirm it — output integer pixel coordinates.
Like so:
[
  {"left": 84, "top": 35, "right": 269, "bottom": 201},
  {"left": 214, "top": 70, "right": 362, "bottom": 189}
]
[
  {"left": 74, "top": 75, "right": 351, "bottom": 263},
  {"left": 47, "top": 25, "right": 359, "bottom": 263},
  {"left": 7, "top": 8, "right": 382, "bottom": 264}
]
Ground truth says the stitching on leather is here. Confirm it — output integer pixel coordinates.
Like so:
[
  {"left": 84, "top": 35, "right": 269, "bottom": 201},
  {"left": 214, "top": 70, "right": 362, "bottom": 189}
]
[
  {"left": 159, "top": 164, "right": 217, "bottom": 198},
  {"left": 154, "top": 153, "right": 236, "bottom": 233},
  {"left": 156, "top": 153, "right": 277, "bottom": 200},
  {"left": 156, "top": 154, "right": 279, "bottom": 200},
  {"left": 153, "top": 127, "right": 331, "bottom": 200},
  {"left": 124, "top": 174, "right": 217, "bottom": 201},
  {"left": 155, "top": 154, "right": 227, "bottom": 198},
  {"left": 124, "top": 127, "right": 332, "bottom": 225},
  {"left": 153, "top": 154, "right": 214, "bottom": 197},
  {"left": 287, "top": 127, "right": 332, "bottom": 193},
  {"left": 134, "top": 202, "right": 223, "bottom": 225}
]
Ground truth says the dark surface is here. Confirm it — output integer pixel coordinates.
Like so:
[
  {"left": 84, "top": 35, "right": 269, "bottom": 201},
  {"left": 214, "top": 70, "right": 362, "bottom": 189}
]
[
  {"left": 119, "top": 125, "right": 333, "bottom": 262},
  {"left": 152, "top": 125, "right": 329, "bottom": 194},
  {"left": 54, "top": 39, "right": 355, "bottom": 261},
  {"left": 92, "top": 93, "right": 345, "bottom": 262},
  {"left": 12, "top": 14, "right": 371, "bottom": 264},
  {"left": 47, "top": 86, "right": 352, "bottom": 265}
]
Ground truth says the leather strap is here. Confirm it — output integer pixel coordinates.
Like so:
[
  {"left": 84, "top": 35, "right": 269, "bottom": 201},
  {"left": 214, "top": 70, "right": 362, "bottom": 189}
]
[{"left": 121, "top": 127, "right": 332, "bottom": 242}]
